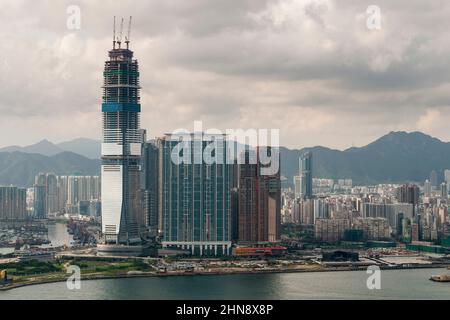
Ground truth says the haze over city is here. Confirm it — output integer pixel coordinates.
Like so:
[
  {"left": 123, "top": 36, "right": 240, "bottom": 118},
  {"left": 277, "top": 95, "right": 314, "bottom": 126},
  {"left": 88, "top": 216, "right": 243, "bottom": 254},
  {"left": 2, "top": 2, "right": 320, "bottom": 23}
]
[{"left": 2, "top": 0, "right": 450, "bottom": 149}]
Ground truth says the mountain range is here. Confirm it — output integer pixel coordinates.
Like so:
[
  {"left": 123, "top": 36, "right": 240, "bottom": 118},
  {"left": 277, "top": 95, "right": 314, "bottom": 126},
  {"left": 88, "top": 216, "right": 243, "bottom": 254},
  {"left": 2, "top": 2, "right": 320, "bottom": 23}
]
[
  {"left": 0, "top": 151, "right": 100, "bottom": 187},
  {"left": 281, "top": 131, "right": 448, "bottom": 186},
  {"left": 0, "top": 131, "right": 448, "bottom": 188},
  {"left": 0, "top": 138, "right": 101, "bottom": 159}
]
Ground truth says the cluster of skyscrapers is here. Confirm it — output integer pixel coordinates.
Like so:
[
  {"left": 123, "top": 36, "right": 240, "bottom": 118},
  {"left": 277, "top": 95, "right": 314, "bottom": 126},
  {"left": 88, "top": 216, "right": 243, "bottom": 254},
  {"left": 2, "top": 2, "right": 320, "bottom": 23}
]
[
  {"left": 283, "top": 162, "right": 450, "bottom": 246},
  {"left": 99, "top": 29, "right": 281, "bottom": 255},
  {"left": 32, "top": 173, "right": 100, "bottom": 219},
  {"left": 0, "top": 174, "right": 101, "bottom": 222}
]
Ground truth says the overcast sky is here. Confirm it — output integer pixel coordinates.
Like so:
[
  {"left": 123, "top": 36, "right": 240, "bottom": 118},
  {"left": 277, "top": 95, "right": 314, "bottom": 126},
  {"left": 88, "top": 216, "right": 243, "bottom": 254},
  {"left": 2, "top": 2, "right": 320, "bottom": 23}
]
[{"left": 1, "top": 0, "right": 450, "bottom": 150}]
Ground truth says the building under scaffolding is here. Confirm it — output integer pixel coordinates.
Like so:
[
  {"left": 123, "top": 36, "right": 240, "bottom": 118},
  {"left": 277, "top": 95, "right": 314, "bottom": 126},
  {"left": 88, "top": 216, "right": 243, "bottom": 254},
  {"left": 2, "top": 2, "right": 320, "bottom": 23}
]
[{"left": 100, "top": 17, "right": 145, "bottom": 250}]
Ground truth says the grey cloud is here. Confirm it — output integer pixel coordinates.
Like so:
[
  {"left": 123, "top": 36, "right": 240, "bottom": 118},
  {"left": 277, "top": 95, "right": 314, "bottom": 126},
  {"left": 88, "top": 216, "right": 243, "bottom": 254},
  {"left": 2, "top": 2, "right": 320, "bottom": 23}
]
[{"left": 1, "top": 0, "right": 450, "bottom": 150}]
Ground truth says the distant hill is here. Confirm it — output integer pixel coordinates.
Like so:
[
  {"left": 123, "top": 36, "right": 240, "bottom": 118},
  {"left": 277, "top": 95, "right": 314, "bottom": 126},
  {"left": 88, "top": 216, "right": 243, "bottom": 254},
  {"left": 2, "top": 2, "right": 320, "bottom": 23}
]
[
  {"left": 0, "top": 131, "right": 448, "bottom": 187},
  {"left": 280, "top": 131, "right": 450, "bottom": 186},
  {"left": 0, "top": 151, "right": 100, "bottom": 187},
  {"left": 0, "top": 139, "right": 64, "bottom": 157},
  {"left": 0, "top": 138, "right": 101, "bottom": 159}
]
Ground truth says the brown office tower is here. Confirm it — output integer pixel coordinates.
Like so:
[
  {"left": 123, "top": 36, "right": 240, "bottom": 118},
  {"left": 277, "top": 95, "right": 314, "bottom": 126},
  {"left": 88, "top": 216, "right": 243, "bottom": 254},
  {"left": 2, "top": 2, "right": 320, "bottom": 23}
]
[{"left": 237, "top": 147, "right": 281, "bottom": 244}]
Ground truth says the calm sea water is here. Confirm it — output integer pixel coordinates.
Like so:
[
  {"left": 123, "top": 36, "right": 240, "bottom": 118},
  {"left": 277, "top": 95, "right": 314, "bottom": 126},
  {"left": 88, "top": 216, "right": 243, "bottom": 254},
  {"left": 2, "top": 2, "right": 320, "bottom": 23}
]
[
  {"left": 0, "top": 268, "right": 448, "bottom": 300},
  {"left": 45, "top": 222, "right": 73, "bottom": 247}
]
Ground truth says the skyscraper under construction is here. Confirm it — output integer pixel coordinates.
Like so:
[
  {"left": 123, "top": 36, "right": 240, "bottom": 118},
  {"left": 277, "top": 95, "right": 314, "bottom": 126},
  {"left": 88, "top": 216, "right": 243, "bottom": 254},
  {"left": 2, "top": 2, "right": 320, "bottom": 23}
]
[{"left": 100, "top": 17, "right": 145, "bottom": 251}]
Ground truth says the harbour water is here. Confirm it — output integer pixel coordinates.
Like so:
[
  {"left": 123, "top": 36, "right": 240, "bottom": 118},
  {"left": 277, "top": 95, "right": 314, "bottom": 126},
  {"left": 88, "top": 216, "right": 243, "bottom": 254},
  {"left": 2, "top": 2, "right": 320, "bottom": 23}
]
[
  {"left": 0, "top": 222, "right": 73, "bottom": 256},
  {"left": 45, "top": 222, "right": 74, "bottom": 248},
  {"left": 0, "top": 268, "right": 448, "bottom": 300}
]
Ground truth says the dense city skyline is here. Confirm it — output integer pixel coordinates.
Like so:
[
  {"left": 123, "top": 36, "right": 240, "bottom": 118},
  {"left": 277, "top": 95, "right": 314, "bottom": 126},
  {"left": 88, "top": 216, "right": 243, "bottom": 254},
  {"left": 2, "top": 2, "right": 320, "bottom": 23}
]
[
  {"left": 1, "top": 1, "right": 450, "bottom": 303},
  {"left": 2, "top": 1, "right": 450, "bottom": 149}
]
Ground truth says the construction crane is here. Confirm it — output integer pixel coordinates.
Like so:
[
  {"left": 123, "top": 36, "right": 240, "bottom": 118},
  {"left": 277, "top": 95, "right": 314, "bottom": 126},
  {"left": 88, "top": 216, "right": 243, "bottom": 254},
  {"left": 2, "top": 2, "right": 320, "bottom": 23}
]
[
  {"left": 117, "top": 17, "right": 124, "bottom": 48},
  {"left": 125, "top": 16, "right": 132, "bottom": 49},
  {"left": 113, "top": 16, "right": 116, "bottom": 49}
]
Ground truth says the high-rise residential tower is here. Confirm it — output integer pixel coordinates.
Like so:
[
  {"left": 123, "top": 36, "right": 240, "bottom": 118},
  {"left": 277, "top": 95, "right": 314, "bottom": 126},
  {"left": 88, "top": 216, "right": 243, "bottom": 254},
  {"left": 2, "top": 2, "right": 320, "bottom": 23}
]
[
  {"left": 424, "top": 179, "right": 432, "bottom": 197},
  {"left": 398, "top": 183, "right": 420, "bottom": 224},
  {"left": 445, "top": 169, "right": 450, "bottom": 192},
  {"left": 440, "top": 182, "right": 447, "bottom": 201},
  {"left": 57, "top": 176, "right": 68, "bottom": 212},
  {"left": 300, "top": 151, "right": 313, "bottom": 199},
  {"left": 158, "top": 133, "right": 232, "bottom": 255},
  {"left": 100, "top": 17, "right": 144, "bottom": 247},
  {"left": 398, "top": 184, "right": 420, "bottom": 206},
  {"left": 33, "top": 185, "right": 46, "bottom": 219},
  {"left": 141, "top": 138, "right": 159, "bottom": 238},
  {"left": 237, "top": 147, "right": 281, "bottom": 244},
  {"left": 0, "top": 186, "right": 27, "bottom": 221},
  {"left": 34, "top": 172, "right": 58, "bottom": 216},
  {"left": 66, "top": 176, "right": 101, "bottom": 206},
  {"left": 430, "top": 170, "right": 438, "bottom": 189},
  {"left": 293, "top": 175, "right": 301, "bottom": 199}
]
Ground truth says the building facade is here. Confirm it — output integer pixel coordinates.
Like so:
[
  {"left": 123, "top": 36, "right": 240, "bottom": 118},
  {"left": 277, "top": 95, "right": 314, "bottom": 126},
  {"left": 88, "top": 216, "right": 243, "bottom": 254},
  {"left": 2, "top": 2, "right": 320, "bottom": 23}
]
[
  {"left": 398, "top": 184, "right": 419, "bottom": 207},
  {"left": 300, "top": 151, "right": 313, "bottom": 199},
  {"left": 293, "top": 175, "right": 301, "bottom": 199},
  {"left": 0, "top": 186, "right": 27, "bottom": 221},
  {"left": 159, "top": 133, "right": 232, "bottom": 255},
  {"left": 141, "top": 139, "right": 159, "bottom": 238},
  {"left": 34, "top": 173, "right": 58, "bottom": 216},
  {"left": 362, "top": 202, "right": 414, "bottom": 234},
  {"left": 66, "top": 176, "right": 100, "bottom": 209},
  {"left": 33, "top": 185, "right": 46, "bottom": 219},
  {"left": 315, "top": 218, "right": 350, "bottom": 242},
  {"left": 237, "top": 148, "right": 281, "bottom": 244}
]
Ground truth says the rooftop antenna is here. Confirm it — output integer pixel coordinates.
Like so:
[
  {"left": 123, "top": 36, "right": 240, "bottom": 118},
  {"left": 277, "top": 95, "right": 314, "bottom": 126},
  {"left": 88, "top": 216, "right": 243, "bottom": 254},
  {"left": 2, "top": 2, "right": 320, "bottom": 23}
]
[
  {"left": 125, "top": 16, "right": 132, "bottom": 49},
  {"left": 117, "top": 17, "right": 124, "bottom": 48},
  {"left": 113, "top": 16, "right": 116, "bottom": 49}
]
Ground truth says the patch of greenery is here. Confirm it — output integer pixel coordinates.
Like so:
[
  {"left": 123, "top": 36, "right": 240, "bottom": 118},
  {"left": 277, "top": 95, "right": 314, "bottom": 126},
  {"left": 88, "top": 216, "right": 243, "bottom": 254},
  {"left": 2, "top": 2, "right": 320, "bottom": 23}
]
[
  {"left": 0, "top": 257, "right": 154, "bottom": 278},
  {"left": 66, "top": 258, "right": 152, "bottom": 274},
  {"left": 0, "top": 260, "right": 63, "bottom": 276}
]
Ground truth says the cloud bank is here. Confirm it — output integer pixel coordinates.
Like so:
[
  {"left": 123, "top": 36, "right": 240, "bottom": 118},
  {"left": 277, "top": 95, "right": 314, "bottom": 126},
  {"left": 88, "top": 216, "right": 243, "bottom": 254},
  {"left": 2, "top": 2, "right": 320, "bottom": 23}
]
[{"left": 1, "top": 0, "right": 450, "bottom": 149}]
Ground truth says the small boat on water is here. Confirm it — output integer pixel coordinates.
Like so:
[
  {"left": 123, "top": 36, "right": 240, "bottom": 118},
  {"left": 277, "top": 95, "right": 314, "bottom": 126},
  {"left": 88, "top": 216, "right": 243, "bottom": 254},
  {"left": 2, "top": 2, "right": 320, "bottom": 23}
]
[{"left": 430, "top": 274, "right": 450, "bottom": 282}]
